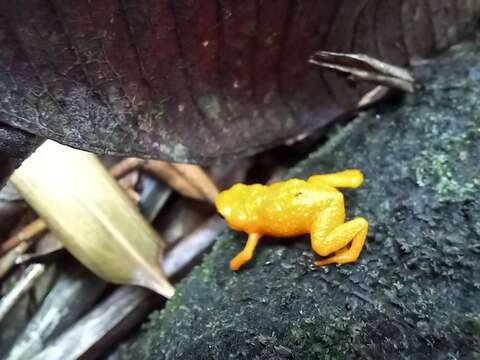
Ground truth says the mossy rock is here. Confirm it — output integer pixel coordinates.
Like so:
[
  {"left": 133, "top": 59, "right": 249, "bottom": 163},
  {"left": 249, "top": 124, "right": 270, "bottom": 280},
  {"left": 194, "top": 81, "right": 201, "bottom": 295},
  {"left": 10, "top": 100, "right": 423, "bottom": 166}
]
[{"left": 119, "top": 38, "right": 480, "bottom": 359}]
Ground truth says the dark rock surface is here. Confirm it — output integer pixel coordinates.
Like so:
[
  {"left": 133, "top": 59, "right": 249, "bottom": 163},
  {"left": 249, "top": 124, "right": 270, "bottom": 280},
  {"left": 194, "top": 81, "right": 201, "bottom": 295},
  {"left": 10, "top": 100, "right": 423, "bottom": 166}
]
[
  {"left": 119, "top": 37, "right": 480, "bottom": 359},
  {"left": 0, "top": 123, "right": 39, "bottom": 189}
]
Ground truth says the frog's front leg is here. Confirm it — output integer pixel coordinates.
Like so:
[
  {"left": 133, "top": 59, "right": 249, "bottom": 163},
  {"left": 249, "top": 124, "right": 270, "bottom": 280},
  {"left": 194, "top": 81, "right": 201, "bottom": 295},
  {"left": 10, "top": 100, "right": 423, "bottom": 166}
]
[
  {"left": 310, "top": 204, "right": 368, "bottom": 266},
  {"left": 308, "top": 169, "right": 364, "bottom": 188},
  {"left": 230, "top": 233, "right": 262, "bottom": 271}
]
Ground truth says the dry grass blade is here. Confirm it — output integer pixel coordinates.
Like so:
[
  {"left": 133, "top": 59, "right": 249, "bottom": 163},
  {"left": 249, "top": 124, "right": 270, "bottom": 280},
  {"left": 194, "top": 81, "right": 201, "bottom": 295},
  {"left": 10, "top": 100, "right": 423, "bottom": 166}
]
[
  {"left": 143, "top": 160, "right": 219, "bottom": 203},
  {"left": 11, "top": 140, "right": 174, "bottom": 298}
]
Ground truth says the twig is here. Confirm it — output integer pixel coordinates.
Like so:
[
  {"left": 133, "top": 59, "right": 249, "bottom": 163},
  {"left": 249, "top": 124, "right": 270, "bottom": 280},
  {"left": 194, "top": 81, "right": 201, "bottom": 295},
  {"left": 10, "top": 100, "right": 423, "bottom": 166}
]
[
  {"left": 0, "top": 240, "right": 34, "bottom": 279},
  {"left": 163, "top": 216, "right": 226, "bottom": 276},
  {"left": 0, "top": 219, "right": 47, "bottom": 256},
  {"left": 0, "top": 264, "right": 45, "bottom": 322}
]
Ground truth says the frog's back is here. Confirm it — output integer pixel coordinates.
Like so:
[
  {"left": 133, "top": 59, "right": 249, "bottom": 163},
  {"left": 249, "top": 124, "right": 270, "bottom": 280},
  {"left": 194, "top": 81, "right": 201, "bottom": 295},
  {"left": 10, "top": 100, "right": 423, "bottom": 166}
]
[{"left": 257, "top": 178, "right": 341, "bottom": 236}]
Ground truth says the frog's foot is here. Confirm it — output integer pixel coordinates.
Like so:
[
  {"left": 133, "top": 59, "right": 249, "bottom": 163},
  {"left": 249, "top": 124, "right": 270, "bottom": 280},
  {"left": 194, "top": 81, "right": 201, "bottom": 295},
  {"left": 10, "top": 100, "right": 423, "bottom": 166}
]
[
  {"left": 315, "top": 247, "right": 357, "bottom": 266},
  {"left": 230, "top": 253, "right": 250, "bottom": 271},
  {"left": 230, "top": 233, "right": 261, "bottom": 271},
  {"left": 313, "top": 217, "right": 368, "bottom": 266}
]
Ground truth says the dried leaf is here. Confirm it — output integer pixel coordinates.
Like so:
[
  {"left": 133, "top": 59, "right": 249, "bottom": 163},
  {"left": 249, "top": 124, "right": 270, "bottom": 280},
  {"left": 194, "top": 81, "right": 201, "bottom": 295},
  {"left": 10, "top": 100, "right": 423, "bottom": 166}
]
[
  {"left": 143, "top": 160, "right": 219, "bottom": 203},
  {"left": 11, "top": 141, "right": 174, "bottom": 298},
  {"left": 1, "top": 159, "right": 141, "bottom": 256},
  {"left": 310, "top": 51, "right": 415, "bottom": 93},
  {"left": 2, "top": 2, "right": 477, "bottom": 163},
  {"left": 357, "top": 86, "right": 390, "bottom": 108}
]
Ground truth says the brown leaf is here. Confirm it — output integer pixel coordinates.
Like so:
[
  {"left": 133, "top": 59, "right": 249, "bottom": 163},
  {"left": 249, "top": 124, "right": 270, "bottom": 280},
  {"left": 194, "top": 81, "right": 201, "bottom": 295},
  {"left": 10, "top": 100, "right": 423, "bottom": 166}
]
[
  {"left": 0, "top": 1, "right": 478, "bottom": 163},
  {"left": 143, "top": 161, "right": 219, "bottom": 203}
]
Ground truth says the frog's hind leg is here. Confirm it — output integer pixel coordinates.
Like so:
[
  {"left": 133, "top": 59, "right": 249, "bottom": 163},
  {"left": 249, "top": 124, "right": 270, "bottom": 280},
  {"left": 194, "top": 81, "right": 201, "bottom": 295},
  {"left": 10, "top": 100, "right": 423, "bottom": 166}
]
[
  {"left": 313, "top": 217, "right": 368, "bottom": 266},
  {"left": 230, "top": 233, "right": 262, "bottom": 271},
  {"left": 308, "top": 169, "right": 364, "bottom": 188}
]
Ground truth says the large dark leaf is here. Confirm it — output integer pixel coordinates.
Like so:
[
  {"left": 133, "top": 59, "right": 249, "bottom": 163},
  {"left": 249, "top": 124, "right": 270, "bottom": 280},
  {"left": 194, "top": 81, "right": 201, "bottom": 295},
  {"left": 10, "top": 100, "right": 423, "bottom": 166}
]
[{"left": 0, "top": 1, "right": 478, "bottom": 163}]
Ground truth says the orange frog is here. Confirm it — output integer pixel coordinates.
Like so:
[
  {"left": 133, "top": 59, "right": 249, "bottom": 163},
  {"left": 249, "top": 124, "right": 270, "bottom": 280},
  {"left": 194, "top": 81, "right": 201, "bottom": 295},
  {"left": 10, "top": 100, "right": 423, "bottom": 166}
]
[{"left": 215, "top": 169, "right": 368, "bottom": 271}]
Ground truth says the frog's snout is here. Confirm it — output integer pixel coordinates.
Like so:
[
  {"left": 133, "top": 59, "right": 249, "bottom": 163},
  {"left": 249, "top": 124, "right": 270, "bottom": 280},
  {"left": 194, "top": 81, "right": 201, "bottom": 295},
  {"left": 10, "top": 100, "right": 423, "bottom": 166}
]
[{"left": 217, "top": 205, "right": 232, "bottom": 220}]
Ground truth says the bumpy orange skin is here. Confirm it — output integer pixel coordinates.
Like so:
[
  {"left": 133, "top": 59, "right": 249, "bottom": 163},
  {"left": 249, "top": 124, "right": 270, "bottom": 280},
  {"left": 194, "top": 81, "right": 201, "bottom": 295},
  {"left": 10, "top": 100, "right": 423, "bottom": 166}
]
[{"left": 216, "top": 169, "right": 368, "bottom": 271}]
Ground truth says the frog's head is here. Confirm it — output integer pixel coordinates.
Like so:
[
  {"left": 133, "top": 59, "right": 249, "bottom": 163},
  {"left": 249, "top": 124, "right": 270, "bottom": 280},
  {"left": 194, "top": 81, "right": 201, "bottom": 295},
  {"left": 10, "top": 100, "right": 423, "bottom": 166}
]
[{"left": 215, "top": 183, "right": 251, "bottom": 231}]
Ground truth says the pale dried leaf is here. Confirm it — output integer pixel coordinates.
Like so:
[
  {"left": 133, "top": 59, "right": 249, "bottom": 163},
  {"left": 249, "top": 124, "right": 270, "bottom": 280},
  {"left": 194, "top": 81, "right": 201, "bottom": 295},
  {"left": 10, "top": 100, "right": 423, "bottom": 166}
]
[
  {"left": 32, "top": 216, "right": 226, "bottom": 360},
  {"left": 357, "top": 86, "right": 390, "bottom": 108},
  {"left": 11, "top": 141, "right": 174, "bottom": 298},
  {"left": 310, "top": 51, "right": 415, "bottom": 93}
]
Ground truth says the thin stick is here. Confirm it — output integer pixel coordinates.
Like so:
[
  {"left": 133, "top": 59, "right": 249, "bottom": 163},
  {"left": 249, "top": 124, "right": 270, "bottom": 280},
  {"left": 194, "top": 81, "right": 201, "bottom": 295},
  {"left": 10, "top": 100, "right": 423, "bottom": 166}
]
[
  {"left": 0, "top": 240, "right": 34, "bottom": 279},
  {"left": 0, "top": 264, "right": 45, "bottom": 322},
  {"left": 0, "top": 219, "right": 47, "bottom": 256}
]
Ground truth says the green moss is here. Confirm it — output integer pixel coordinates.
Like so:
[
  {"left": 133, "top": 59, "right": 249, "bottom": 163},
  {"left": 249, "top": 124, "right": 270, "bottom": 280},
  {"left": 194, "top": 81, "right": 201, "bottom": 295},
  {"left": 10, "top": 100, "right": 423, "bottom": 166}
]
[{"left": 118, "top": 38, "right": 480, "bottom": 359}]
